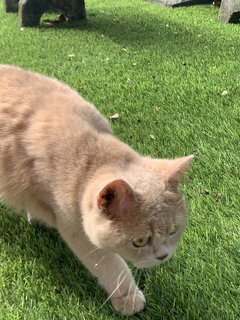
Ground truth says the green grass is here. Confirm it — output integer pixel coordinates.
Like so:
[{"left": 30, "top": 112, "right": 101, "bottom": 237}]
[{"left": 0, "top": 0, "right": 239, "bottom": 319}]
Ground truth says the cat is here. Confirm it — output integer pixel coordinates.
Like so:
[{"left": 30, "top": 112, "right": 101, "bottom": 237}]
[{"left": 0, "top": 65, "right": 193, "bottom": 315}]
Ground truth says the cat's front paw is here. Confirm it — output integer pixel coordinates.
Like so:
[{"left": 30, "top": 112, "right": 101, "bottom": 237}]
[{"left": 111, "top": 289, "right": 146, "bottom": 316}]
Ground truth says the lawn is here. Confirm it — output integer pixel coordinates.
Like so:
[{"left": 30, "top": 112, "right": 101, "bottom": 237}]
[{"left": 0, "top": 0, "right": 239, "bottom": 319}]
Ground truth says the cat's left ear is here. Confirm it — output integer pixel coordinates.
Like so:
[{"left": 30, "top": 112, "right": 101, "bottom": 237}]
[
  {"left": 160, "top": 155, "right": 194, "bottom": 187},
  {"left": 97, "top": 179, "right": 136, "bottom": 220}
]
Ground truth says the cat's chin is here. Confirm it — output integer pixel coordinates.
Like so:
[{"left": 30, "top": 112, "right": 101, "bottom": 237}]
[
  {"left": 133, "top": 260, "right": 164, "bottom": 269},
  {"left": 132, "top": 253, "right": 174, "bottom": 268}
]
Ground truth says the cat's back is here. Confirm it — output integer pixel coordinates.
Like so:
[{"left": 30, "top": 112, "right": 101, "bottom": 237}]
[
  {"left": 0, "top": 65, "right": 113, "bottom": 209},
  {"left": 0, "top": 65, "right": 112, "bottom": 137}
]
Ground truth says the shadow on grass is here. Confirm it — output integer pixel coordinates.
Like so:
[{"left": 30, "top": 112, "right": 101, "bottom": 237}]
[
  {"left": 38, "top": 5, "right": 223, "bottom": 55},
  {"left": 0, "top": 207, "right": 97, "bottom": 304},
  {"left": 0, "top": 205, "right": 188, "bottom": 320},
  {"left": 0, "top": 207, "right": 152, "bottom": 318}
]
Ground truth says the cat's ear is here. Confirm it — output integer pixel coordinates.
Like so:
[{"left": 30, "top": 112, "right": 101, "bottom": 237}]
[
  {"left": 160, "top": 155, "right": 194, "bottom": 188},
  {"left": 97, "top": 179, "right": 135, "bottom": 219}
]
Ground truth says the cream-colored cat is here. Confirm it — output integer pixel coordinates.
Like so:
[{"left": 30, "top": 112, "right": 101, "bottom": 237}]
[{"left": 0, "top": 65, "right": 193, "bottom": 315}]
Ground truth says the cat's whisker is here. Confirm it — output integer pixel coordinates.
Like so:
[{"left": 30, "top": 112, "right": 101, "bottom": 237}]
[
  {"left": 98, "top": 274, "right": 127, "bottom": 310},
  {"left": 123, "top": 282, "right": 134, "bottom": 314},
  {"left": 116, "top": 269, "right": 125, "bottom": 294},
  {"left": 94, "top": 255, "right": 106, "bottom": 268},
  {"left": 168, "top": 198, "right": 184, "bottom": 209},
  {"left": 132, "top": 285, "right": 139, "bottom": 309},
  {"left": 122, "top": 268, "right": 139, "bottom": 313},
  {"left": 82, "top": 247, "right": 99, "bottom": 259},
  {"left": 136, "top": 269, "right": 143, "bottom": 287},
  {"left": 132, "top": 269, "right": 143, "bottom": 307}
]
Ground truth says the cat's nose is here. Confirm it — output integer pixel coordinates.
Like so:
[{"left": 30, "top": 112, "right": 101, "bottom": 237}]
[{"left": 156, "top": 254, "right": 168, "bottom": 261}]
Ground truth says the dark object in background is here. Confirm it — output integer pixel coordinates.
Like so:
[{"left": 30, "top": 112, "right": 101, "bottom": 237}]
[
  {"left": 219, "top": 0, "right": 240, "bottom": 23},
  {"left": 146, "top": 0, "right": 212, "bottom": 7},
  {"left": 3, "top": 0, "right": 18, "bottom": 12},
  {"left": 3, "top": 0, "right": 240, "bottom": 25},
  {"left": 3, "top": 0, "right": 86, "bottom": 26},
  {"left": 146, "top": 0, "right": 240, "bottom": 23},
  {"left": 213, "top": 0, "right": 221, "bottom": 6}
]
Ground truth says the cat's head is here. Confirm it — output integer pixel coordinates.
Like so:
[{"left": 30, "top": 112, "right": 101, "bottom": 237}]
[{"left": 82, "top": 155, "right": 193, "bottom": 268}]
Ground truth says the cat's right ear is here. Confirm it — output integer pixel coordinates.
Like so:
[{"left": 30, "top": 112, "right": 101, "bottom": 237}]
[
  {"left": 159, "top": 155, "right": 194, "bottom": 189},
  {"left": 97, "top": 179, "right": 136, "bottom": 220}
]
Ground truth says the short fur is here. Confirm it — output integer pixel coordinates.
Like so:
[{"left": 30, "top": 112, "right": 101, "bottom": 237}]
[{"left": 0, "top": 65, "right": 193, "bottom": 315}]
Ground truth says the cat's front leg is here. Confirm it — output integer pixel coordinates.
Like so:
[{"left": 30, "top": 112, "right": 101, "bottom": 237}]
[
  {"left": 94, "top": 252, "right": 146, "bottom": 316},
  {"left": 110, "top": 281, "right": 146, "bottom": 316},
  {"left": 58, "top": 222, "right": 145, "bottom": 315}
]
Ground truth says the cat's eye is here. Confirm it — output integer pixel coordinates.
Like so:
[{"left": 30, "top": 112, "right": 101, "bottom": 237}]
[
  {"left": 169, "top": 225, "right": 178, "bottom": 236},
  {"left": 132, "top": 236, "right": 151, "bottom": 248}
]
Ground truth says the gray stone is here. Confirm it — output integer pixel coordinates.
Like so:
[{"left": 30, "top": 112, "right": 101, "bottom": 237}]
[
  {"left": 219, "top": 0, "right": 240, "bottom": 23},
  {"left": 3, "top": 0, "right": 19, "bottom": 12},
  {"left": 146, "top": 0, "right": 212, "bottom": 7},
  {"left": 19, "top": 0, "right": 86, "bottom": 26},
  {"left": 4, "top": 0, "right": 86, "bottom": 26}
]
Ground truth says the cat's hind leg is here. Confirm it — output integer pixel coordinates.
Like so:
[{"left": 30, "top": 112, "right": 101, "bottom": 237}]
[{"left": 26, "top": 200, "right": 56, "bottom": 228}]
